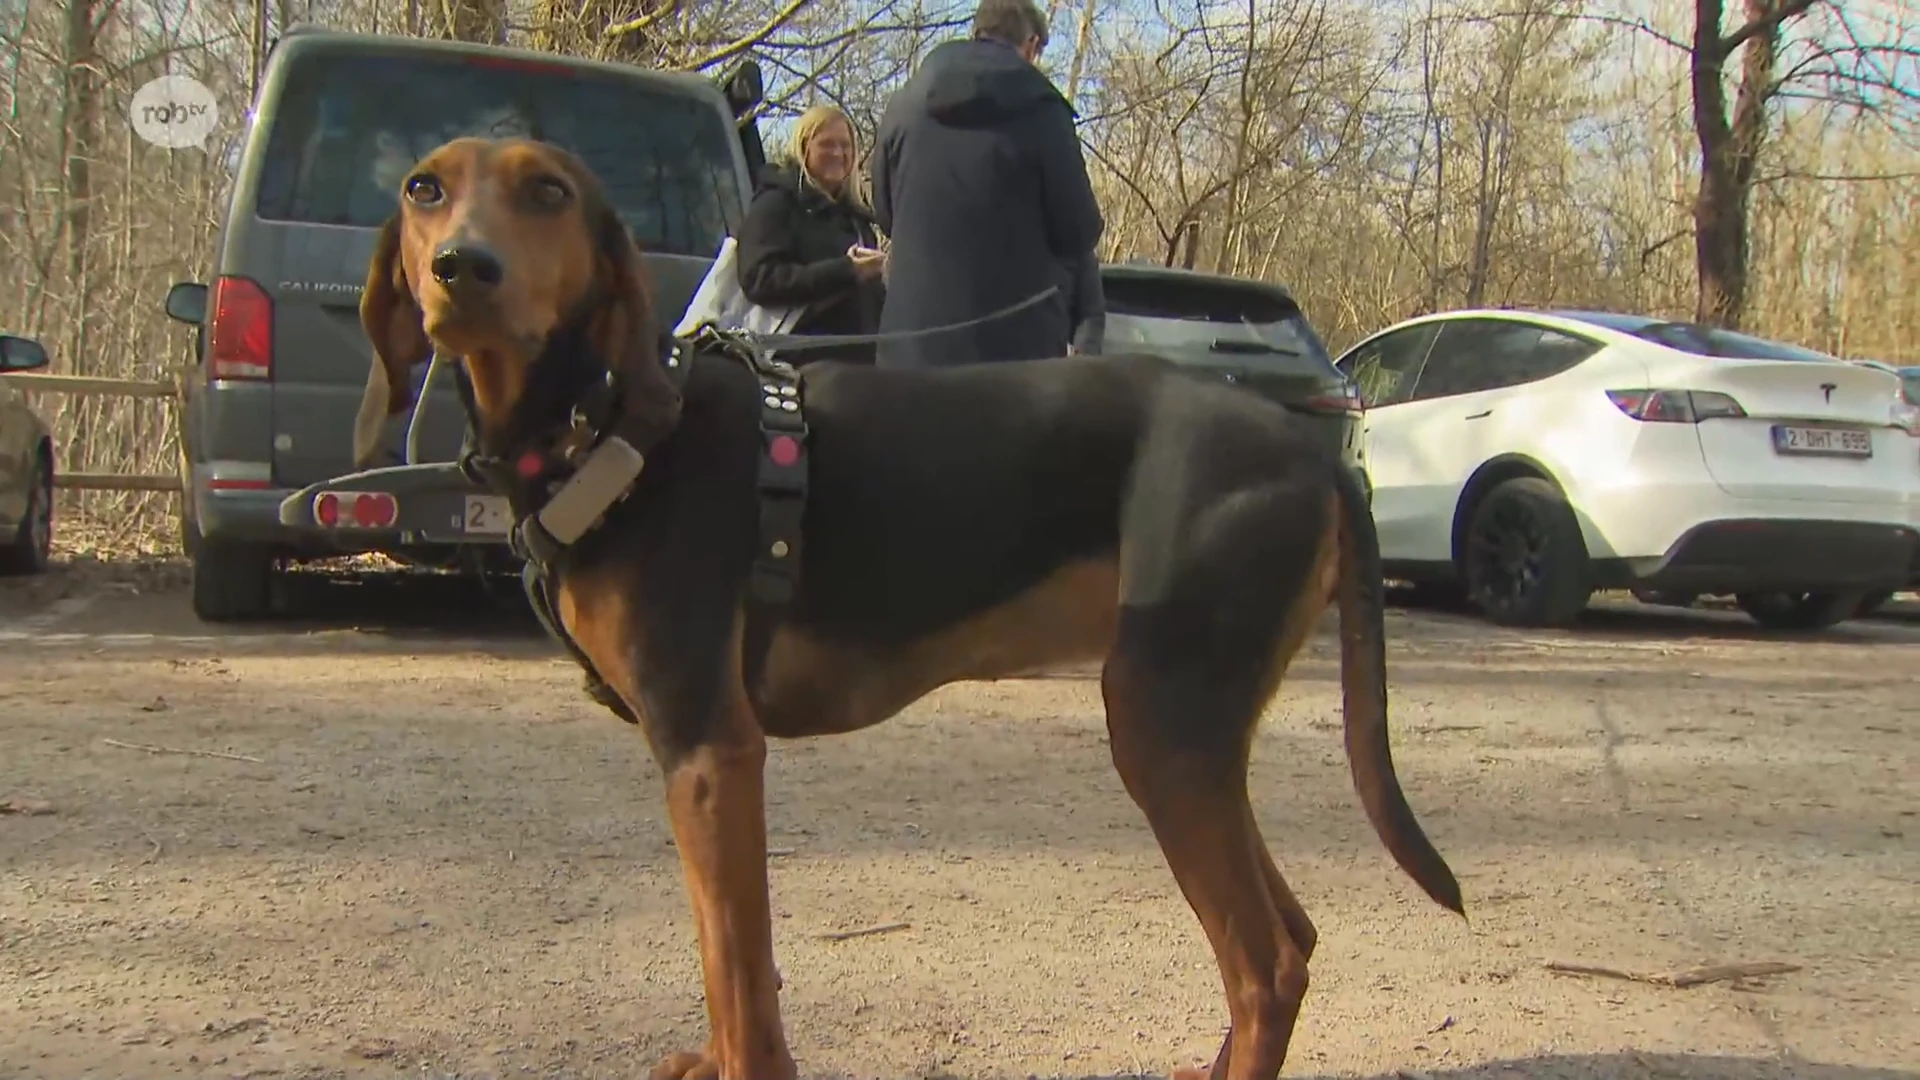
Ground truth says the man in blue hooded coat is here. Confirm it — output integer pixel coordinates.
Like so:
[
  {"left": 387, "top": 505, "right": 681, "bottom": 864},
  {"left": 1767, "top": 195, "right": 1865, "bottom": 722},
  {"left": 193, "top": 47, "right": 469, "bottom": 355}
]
[{"left": 870, "top": 0, "right": 1106, "bottom": 368}]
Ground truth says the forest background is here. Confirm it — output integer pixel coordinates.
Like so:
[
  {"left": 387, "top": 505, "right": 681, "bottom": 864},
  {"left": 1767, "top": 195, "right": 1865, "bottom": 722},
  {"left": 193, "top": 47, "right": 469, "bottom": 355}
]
[{"left": 2, "top": 0, "right": 1916, "bottom": 541}]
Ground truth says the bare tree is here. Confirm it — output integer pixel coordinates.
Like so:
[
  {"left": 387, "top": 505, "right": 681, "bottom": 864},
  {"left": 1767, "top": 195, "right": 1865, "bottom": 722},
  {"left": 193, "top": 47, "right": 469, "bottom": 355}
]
[{"left": 1680, "top": 0, "right": 1918, "bottom": 327}]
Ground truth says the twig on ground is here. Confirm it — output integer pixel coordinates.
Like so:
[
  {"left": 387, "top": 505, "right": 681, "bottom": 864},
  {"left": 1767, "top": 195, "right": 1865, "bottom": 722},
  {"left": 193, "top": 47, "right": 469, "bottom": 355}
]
[
  {"left": 1648, "top": 962, "right": 1804, "bottom": 987},
  {"left": 208, "top": 1016, "right": 267, "bottom": 1040},
  {"left": 101, "top": 738, "right": 262, "bottom": 763},
  {"left": 819, "top": 921, "right": 911, "bottom": 942},
  {"left": 1545, "top": 961, "right": 1642, "bottom": 982},
  {"left": 1544, "top": 959, "right": 1801, "bottom": 987}
]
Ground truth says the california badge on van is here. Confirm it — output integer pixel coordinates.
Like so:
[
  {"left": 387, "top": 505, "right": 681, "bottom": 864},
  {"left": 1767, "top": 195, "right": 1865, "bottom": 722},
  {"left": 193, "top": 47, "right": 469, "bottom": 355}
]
[{"left": 163, "top": 27, "right": 766, "bottom": 622}]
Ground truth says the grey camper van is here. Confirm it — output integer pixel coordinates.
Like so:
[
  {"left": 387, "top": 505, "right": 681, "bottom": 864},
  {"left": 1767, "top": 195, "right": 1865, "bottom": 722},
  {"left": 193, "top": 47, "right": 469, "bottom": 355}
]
[{"left": 163, "top": 28, "right": 766, "bottom": 621}]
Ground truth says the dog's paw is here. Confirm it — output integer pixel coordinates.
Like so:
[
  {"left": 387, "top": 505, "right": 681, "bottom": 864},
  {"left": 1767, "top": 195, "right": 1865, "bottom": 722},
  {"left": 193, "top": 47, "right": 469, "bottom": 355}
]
[{"left": 649, "top": 1050, "right": 719, "bottom": 1080}]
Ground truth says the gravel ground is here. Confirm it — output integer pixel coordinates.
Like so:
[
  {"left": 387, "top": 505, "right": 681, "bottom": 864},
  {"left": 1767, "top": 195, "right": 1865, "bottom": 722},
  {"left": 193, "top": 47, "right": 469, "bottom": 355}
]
[{"left": 2, "top": 563, "right": 1916, "bottom": 1080}]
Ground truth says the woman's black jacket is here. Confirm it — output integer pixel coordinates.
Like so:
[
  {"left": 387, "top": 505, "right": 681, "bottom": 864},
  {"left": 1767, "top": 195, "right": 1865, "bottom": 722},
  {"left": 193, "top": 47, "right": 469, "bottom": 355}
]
[{"left": 734, "top": 164, "right": 885, "bottom": 366}]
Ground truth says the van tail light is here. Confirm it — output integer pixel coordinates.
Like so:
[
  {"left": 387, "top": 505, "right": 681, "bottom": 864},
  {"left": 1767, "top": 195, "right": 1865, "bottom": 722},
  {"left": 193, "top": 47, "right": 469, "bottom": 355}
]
[
  {"left": 1300, "top": 383, "right": 1366, "bottom": 416},
  {"left": 207, "top": 275, "right": 273, "bottom": 381},
  {"left": 312, "top": 491, "right": 398, "bottom": 530},
  {"left": 1606, "top": 389, "right": 1746, "bottom": 423},
  {"left": 461, "top": 53, "right": 577, "bottom": 76}
]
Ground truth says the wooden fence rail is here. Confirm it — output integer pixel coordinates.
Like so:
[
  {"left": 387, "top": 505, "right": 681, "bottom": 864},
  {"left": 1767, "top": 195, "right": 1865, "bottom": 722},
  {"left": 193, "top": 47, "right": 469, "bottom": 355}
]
[{"left": 1, "top": 372, "right": 185, "bottom": 493}]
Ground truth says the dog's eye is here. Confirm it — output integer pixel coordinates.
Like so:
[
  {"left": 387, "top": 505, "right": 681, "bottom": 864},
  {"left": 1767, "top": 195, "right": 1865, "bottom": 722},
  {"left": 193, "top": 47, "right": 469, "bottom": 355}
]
[
  {"left": 529, "top": 176, "right": 570, "bottom": 207},
  {"left": 404, "top": 174, "right": 444, "bottom": 205}
]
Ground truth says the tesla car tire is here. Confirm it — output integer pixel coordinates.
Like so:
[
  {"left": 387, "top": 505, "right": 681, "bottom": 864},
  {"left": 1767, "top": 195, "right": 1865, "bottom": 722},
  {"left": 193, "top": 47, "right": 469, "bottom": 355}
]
[{"left": 1463, "top": 477, "right": 1593, "bottom": 628}]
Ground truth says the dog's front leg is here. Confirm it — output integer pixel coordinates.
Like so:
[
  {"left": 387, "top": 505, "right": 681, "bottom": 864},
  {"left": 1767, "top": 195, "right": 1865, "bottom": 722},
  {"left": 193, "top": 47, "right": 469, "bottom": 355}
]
[
  {"left": 651, "top": 702, "right": 794, "bottom": 1080},
  {"left": 557, "top": 577, "right": 796, "bottom": 1080}
]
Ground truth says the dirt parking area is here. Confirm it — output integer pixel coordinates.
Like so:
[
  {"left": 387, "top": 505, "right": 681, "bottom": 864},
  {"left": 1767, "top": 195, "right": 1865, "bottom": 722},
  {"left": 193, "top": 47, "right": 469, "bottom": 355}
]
[{"left": 2, "top": 562, "right": 1917, "bottom": 1080}]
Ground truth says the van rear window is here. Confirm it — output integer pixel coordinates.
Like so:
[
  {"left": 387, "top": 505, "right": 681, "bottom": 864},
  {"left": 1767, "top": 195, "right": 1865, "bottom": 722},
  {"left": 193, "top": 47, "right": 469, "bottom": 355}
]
[{"left": 254, "top": 52, "right": 743, "bottom": 258}]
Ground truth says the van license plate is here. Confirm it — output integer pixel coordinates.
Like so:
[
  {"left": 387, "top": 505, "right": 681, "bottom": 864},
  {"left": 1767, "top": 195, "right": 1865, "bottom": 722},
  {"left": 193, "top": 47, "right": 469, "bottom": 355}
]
[
  {"left": 463, "top": 495, "right": 511, "bottom": 534},
  {"left": 1772, "top": 425, "right": 1872, "bottom": 458}
]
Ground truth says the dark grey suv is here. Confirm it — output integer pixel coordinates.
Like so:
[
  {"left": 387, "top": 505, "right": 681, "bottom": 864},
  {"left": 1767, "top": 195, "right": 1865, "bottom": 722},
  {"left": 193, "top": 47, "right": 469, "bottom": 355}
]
[
  {"left": 1097, "top": 262, "right": 1368, "bottom": 498},
  {"left": 162, "top": 28, "right": 766, "bottom": 622}
]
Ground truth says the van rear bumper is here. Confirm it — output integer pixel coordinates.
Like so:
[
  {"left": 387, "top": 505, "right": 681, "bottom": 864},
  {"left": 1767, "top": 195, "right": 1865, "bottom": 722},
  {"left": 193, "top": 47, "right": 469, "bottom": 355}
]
[
  {"left": 197, "top": 478, "right": 515, "bottom": 558},
  {"left": 197, "top": 485, "right": 308, "bottom": 544},
  {"left": 275, "top": 463, "right": 515, "bottom": 547},
  {"left": 192, "top": 464, "right": 512, "bottom": 553}
]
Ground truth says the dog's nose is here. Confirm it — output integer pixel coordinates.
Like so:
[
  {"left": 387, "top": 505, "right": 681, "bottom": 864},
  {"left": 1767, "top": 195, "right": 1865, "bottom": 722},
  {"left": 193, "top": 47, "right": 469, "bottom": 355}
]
[{"left": 429, "top": 242, "right": 504, "bottom": 290}]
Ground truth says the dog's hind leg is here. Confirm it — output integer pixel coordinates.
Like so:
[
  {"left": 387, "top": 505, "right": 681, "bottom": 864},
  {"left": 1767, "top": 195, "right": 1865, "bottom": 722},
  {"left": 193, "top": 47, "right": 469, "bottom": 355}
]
[
  {"left": 1105, "top": 474, "right": 1340, "bottom": 1080},
  {"left": 1250, "top": 811, "right": 1319, "bottom": 962},
  {"left": 1103, "top": 652, "right": 1305, "bottom": 1080}
]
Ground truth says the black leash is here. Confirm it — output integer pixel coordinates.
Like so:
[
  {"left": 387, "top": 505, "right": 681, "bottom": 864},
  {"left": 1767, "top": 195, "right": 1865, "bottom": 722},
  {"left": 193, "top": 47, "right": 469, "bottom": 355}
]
[{"left": 698, "top": 284, "right": 1062, "bottom": 356}]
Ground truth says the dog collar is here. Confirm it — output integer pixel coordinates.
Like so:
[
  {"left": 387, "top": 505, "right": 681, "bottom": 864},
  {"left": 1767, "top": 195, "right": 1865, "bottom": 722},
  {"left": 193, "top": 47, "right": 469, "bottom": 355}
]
[{"left": 504, "top": 336, "right": 693, "bottom": 566}]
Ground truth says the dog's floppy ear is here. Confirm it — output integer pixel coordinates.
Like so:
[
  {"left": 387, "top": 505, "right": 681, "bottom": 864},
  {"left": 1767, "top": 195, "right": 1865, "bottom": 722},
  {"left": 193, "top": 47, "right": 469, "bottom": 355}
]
[
  {"left": 352, "top": 212, "right": 431, "bottom": 469},
  {"left": 583, "top": 194, "right": 683, "bottom": 437}
]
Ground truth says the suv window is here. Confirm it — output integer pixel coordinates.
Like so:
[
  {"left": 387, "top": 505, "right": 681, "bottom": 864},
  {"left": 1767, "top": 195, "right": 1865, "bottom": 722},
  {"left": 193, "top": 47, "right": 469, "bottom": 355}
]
[
  {"left": 1413, "top": 318, "right": 1599, "bottom": 401},
  {"left": 1339, "top": 323, "right": 1437, "bottom": 408},
  {"left": 255, "top": 51, "right": 744, "bottom": 258},
  {"left": 1101, "top": 274, "right": 1337, "bottom": 370}
]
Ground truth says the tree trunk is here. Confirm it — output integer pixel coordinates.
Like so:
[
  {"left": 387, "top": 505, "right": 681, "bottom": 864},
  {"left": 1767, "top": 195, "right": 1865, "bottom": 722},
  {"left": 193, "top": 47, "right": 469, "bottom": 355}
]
[
  {"left": 62, "top": 0, "right": 99, "bottom": 288},
  {"left": 1215, "top": 0, "right": 1257, "bottom": 275},
  {"left": 1419, "top": 0, "right": 1444, "bottom": 312},
  {"left": 1690, "top": 0, "right": 1803, "bottom": 329},
  {"left": 1163, "top": 219, "right": 1199, "bottom": 268},
  {"left": 429, "top": 0, "right": 507, "bottom": 44},
  {"left": 1463, "top": 9, "right": 1530, "bottom": 309},
  {"left": 1064, "top": 0, "right": 1098, "bottom": 105}
]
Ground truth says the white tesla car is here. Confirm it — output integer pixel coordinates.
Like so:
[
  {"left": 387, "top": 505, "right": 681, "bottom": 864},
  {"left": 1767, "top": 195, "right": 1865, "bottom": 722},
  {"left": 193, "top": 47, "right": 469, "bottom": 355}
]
[{"left": 1332, "top": 308, "right": 1920, "bottom": 630}]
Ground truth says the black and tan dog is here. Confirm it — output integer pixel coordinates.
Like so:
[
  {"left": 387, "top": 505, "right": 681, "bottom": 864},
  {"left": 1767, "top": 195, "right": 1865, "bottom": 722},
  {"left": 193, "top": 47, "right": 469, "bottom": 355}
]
[{"left": 350, "top": 136, "right": 1464, "bottom": 1080}]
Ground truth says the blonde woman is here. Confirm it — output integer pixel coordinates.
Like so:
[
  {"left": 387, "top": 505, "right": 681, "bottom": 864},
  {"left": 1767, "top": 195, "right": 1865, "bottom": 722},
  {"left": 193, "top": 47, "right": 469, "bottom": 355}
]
[{"left": 735, "top": 104, "right": 887, "bottom": 366}]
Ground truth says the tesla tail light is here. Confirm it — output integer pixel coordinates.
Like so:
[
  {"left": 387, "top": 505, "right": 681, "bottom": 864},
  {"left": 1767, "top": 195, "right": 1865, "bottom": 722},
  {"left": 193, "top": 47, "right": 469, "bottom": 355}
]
[
  {"left": 1300, "top": 383, "right": 1366, "bottom": 415},
  {"left": 1606, "top": 389, "right": 1746, "bottom": 423},
  {"left": 1892, "top": 400, "right": 1920, "bottom": 437},
  {"left": 311, "top": 491, "right": 398, "bottom": 530},
  {"left": 207, "top": 275, "right": 273, "bottom": 381}
]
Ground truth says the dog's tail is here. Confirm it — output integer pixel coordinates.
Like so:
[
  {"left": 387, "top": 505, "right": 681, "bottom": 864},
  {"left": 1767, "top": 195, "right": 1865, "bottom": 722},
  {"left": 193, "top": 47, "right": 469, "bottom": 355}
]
[{"left": 1332, "top": 466, "right": 1465, "bottom": 918}]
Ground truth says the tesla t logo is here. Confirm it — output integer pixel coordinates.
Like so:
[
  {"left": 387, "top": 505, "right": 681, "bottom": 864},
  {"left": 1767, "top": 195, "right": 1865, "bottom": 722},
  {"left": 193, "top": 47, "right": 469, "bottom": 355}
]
[
  {"left": 1222, "top": 372, "right": 1239, "bottom": 383},
  {"left": 1820, "top": 382, "right": 1837, "bottom": 402}
]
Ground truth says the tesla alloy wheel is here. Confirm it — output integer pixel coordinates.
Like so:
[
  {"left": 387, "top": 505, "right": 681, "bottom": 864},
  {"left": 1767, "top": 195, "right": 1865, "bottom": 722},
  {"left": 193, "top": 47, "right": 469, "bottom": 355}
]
[{"left": 1463, "top": 477, "right": 1593, "bottom": 628}]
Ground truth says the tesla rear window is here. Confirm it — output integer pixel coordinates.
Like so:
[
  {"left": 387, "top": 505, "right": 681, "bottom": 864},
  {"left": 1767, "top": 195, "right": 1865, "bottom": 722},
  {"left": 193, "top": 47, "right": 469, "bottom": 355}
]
[
  {"left": 1628, "top": 322, "right": 1838, "bottom": 362},
  {"left": 254, "top": 51, "right": 743, "bottom": 258}
]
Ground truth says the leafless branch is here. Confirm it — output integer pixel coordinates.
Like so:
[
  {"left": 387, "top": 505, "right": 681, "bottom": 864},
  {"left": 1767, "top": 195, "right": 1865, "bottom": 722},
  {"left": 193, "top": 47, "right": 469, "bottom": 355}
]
[
  {"left": 672, "top": 0, "right": 815, "bottom": 72},
  {"left": 604, "top": 0, "right": 679, "bottom": 42},
  {"left": 1719, "top": 0, "right": 1819, "bottom": 56}
]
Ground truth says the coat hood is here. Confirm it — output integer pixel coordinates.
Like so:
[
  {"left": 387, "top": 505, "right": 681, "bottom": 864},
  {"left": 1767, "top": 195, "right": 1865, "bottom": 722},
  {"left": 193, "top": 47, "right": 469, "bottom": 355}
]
[
  {"left": 753, "top": 162, "right": 808, "bottom": 195},
  {"left": 751, "top": 161, "right": 877, "bottom": 225},
  {"left": 919, "top": 38, "right": 1074, "bottom": 128}
]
